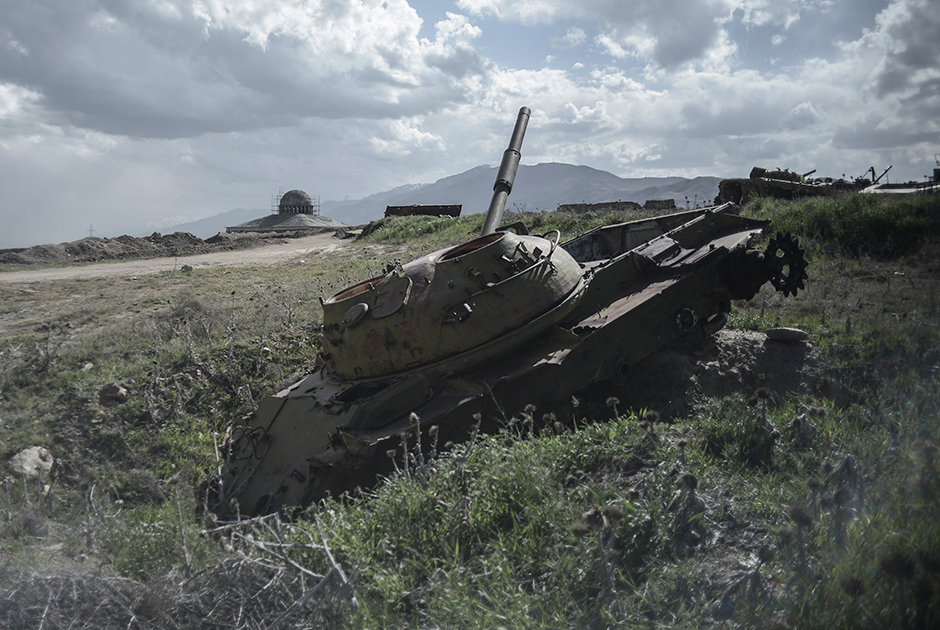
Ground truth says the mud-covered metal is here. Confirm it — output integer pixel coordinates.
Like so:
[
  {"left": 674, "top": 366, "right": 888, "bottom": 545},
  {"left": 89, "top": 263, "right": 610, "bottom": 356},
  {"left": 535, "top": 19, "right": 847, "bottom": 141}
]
[{"left": 220, "top": 108, "right": 809, "bottom": 516}]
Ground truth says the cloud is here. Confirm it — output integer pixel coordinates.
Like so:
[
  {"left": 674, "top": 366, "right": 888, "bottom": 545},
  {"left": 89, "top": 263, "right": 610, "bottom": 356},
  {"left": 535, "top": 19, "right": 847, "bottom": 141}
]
[
  {"left": 459, "top": 0, "right": 731, "bottom": 68},
  {"left": 734, "top": 0, "right": 810, "bottom": 29},
  {"left": 370, "top": 116, "right": 446, "bottom": 156},
  {"left": 0, "top": 0, "right": 494, "bottom": 140},
  {"left": 866, "top": 0, "right": 940, "bottom": 101},
  {"left": 550, "top": 27, "right": 586, "bottom": 50},
  {"left": 785, "top": 102, "right": 821, "bottom": 130},
  {"left": 826, "top": 0, "right": 940, "bottom": 151},
  {"left": 0, "top": 82, "right": 40, "bottom": 121}
]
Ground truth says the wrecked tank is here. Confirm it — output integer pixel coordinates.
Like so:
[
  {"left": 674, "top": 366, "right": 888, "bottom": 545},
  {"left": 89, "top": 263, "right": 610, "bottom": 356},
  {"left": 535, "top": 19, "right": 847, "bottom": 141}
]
[
  {"left": 714, "top": 164, "right": 902, "bottom": 205},
  {"left": 716, "top": 166, "right": 861, "bottom": 204},
  {"left": 220, "top": 107, "right": 809, "bottom": 515}
]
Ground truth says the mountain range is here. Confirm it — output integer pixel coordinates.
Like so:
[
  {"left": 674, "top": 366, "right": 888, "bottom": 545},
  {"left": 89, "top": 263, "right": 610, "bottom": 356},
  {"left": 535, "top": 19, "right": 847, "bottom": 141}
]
[{"left": 164, "top": 163, "right": 724, "bottom": 239}]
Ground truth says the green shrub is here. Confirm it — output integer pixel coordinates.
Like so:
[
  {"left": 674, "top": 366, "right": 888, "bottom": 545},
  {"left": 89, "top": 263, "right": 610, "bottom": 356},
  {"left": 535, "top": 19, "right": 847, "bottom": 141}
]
[{"left": 745, "top": 193, "right": 934, "bottom": 258}]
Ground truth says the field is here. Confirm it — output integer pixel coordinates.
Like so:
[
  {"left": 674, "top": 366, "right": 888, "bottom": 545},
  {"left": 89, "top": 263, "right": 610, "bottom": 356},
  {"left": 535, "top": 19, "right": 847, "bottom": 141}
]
[{"left": 1, "top": 194, "right": 939, "bottom": 629}]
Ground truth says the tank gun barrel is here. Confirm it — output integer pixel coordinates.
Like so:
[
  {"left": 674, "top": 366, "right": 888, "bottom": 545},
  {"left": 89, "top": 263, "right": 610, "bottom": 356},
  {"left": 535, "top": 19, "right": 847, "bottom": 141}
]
[
  {"left": 874, "top": 165, "right": 892, "bottom": 184},
  {"left": 481, "top": 106, "right": 530, "bottom": 235}
]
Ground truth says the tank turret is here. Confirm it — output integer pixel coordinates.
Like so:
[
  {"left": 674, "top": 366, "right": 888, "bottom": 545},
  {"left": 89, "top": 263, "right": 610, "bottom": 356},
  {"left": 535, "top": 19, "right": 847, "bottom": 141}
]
[{"left": 321, "top": 230, "right": 584, "bottom": 380}]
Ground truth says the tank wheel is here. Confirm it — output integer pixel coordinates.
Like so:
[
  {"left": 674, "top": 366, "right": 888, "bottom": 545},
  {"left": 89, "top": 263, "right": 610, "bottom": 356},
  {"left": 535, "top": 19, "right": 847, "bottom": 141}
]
[{"left": 764, "top": 232, "right": 808, "bottom": 297}]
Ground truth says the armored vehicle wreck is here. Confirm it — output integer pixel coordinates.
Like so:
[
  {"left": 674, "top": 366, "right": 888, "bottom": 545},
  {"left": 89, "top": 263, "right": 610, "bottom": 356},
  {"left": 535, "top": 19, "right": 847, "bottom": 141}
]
[
  {"left": 715, "top": 165, "right": 901, "bottom": 205},
  {"left": 220, "top": 108, "right": 808, "bottom": 515}
]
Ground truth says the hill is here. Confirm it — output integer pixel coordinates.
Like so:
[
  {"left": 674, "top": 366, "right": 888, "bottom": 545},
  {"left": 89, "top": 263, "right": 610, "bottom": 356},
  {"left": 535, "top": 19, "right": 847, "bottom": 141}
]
[
  {"left": 159, "top": 207, "right": 263, "bottom": 239},
  {"left": 321, "top": 163, "right": 722, "bottom": 226},
  {"left": 163, "top": 164, "right": 722, "bottom": 237}
]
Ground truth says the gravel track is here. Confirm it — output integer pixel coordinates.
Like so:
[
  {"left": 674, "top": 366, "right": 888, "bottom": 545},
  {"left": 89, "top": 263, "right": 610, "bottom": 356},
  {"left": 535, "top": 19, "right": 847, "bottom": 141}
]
[{"left": 0, "top": 233, "right": 347, "bottom": 284}]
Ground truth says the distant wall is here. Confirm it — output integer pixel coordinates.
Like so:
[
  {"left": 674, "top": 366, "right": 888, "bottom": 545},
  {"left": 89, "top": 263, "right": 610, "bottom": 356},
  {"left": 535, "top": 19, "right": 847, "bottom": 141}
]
[
  {"left": 557, "top": 199, "right": 676, "bottom": 213},
  {"left": 556, "top": 201, "right": 641, "bottom": 213},
  {"left": 385, "top": 204, "right": 462, "bottom": 218},
  {"left": 642, "top": 199, "right": 677, "bottom": 210}
]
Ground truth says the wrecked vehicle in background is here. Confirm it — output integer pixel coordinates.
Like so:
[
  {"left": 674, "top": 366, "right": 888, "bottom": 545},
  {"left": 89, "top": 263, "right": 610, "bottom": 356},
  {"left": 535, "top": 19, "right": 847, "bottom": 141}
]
[
  {"left": 220, "top": 107, "right": 809, "bottom": 515},
  {"left": 714, "top": 165, "right": 891, "bottom": 204}
]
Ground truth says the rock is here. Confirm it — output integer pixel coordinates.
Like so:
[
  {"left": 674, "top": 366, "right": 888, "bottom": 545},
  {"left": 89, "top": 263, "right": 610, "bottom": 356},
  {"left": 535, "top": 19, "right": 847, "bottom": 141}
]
[
  {"left": 99, "top": 382, "right": 130, "bottom": 404},
  {"left": 7, "top": 446, "right": 54, "bottom": 478},
  {"left": 765, "top": 327, "right": 809, "bottom": 342},
  {"left": 180, "top": 264, "right": 194, "bottom": 273},
  {"left": 81, "top": 362, "right": 94, "bottom": 372}
]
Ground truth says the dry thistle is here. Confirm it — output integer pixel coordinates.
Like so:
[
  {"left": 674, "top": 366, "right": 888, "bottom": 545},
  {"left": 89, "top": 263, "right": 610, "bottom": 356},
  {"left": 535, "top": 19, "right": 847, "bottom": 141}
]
[
  {"left": 790, "top": 505, "right": 814, "bottom": 530},
  {"left": 571, "top": 522, "right": 590, "bottom": 538},
  {"left": 606, "top": 397, "right": 620, "bottom": 418},
  {"left": 757, "top": 544, "right": 774, "bottom": 567},
  {"left": 387, "top": 449, "right": 401, "bottom": 476},
  {"left": 677, "top": 439, "right": 688, "bottom": 465},
  {"left": 428, "top": 425, "right": 440, "bottom": 462},
  {"left": 640, "top": 415, "right": 660, "bottom": 442},
  {"left": 808, "top": 477, "right": 823, "bottom": 512},
  {"left": 833, "top": 486, "right": 853, "bottom": 508},
  {"left": 583, "top": 506, "right": 607, "bottom": 532},
  {"left": 604, "top": 504, "right": 626, "bottom": 525}
]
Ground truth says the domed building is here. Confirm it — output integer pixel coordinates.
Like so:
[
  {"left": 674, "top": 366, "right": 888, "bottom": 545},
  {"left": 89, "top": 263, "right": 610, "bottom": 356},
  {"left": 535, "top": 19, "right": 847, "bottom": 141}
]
[
  {"left": 226, "top": 188, "right": 348, "bottom": 234},
  {"left": 278, "top": 189, "right": 316, "bottom": 215}
]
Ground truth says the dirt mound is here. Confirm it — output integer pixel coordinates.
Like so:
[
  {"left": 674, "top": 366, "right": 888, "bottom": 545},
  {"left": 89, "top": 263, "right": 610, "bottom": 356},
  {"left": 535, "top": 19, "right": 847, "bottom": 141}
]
[
  {"left": 615, "top": 328, "right": 825, "bottom": 419},
  {"left": 0, "top": 231, "right": 290, "bottom": 266}
]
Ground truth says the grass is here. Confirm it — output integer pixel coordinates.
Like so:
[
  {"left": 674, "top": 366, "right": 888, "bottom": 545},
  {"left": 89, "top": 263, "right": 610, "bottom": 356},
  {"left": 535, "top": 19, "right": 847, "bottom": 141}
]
[
  {"left": 1, "top": 193, "right": 939, "bottom": 628},
  {"left": 357, "top": 206, "right": 668, "bottom": 249},
  {"left": 746, "top": 192, "right": 935, "bottom": 259}
]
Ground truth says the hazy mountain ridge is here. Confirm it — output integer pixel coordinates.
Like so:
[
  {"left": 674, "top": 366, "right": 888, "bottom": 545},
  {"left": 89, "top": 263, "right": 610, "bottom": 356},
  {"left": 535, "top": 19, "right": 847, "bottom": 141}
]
[{"left": 165, "top": 163, "right": 723, "bottom": 239}]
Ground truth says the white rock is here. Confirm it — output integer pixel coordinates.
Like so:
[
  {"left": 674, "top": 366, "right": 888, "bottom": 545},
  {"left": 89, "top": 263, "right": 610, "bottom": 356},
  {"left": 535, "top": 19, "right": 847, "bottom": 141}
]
[
  {"left": 765, "top": 327, "right": 809, "bottom": 342},
  {"left": 6, "top": 446, "right": 54, "bottom": 478}
]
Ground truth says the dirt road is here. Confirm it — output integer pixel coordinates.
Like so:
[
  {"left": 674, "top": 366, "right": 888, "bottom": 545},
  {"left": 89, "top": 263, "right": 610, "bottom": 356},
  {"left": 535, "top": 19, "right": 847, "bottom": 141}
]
[{"left": 0, "top": 233, "right": 349, "bottom": 284}]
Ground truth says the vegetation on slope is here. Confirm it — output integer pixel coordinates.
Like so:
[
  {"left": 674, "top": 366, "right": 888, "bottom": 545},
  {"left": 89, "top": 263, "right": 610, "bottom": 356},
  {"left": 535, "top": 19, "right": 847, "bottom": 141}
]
[{"left": 0, "top": 193, "right": 938, "bottom": 628}]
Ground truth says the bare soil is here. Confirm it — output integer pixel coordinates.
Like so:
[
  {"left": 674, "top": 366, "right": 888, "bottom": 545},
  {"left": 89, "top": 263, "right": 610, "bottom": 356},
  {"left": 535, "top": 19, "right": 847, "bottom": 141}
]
[
  {"left": 0, "top": 232, "right": 412, "bottom": 342},
  {"left": 0, "top": 232, "right": 357, "bottom": 284}
]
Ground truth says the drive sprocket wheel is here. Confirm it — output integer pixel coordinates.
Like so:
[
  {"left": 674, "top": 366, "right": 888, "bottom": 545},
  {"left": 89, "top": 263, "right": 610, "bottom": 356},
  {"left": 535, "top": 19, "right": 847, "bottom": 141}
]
[{"left": 764, "top": 232, "right": 808, "bottom": 297}]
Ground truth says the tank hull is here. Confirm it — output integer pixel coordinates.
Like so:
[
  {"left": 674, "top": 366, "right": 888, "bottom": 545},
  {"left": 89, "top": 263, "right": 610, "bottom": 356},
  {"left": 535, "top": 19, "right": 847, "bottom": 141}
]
[{"left": 220, "top": 204, "right": 803, "bottom": 515}]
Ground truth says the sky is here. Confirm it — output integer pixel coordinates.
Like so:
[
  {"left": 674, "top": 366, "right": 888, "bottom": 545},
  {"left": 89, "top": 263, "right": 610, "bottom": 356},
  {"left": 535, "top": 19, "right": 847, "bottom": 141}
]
[{"left": 1, "top": 0, "right": 938, "bottom": 248}]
